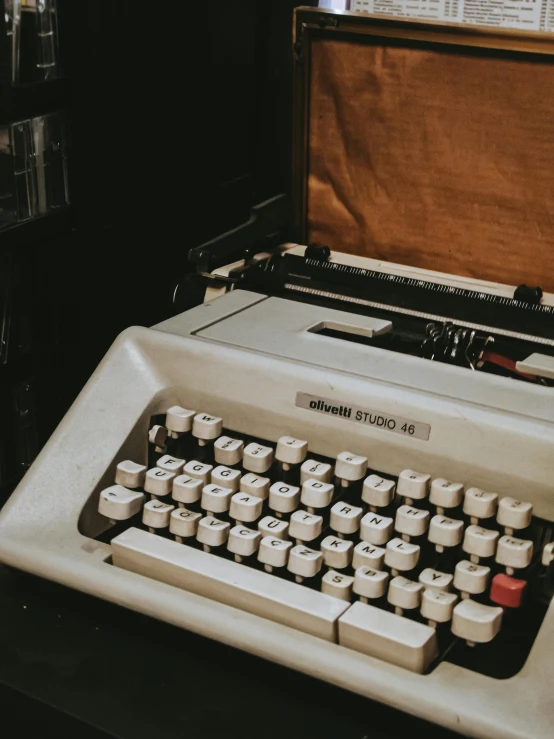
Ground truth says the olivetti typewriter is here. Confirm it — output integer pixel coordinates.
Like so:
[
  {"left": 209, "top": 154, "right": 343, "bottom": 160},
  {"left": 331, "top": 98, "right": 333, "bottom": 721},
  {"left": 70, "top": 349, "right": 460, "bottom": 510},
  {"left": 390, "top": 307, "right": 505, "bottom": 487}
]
[{"left": 1, "top": 8, "right": 554, "bottom": 738}]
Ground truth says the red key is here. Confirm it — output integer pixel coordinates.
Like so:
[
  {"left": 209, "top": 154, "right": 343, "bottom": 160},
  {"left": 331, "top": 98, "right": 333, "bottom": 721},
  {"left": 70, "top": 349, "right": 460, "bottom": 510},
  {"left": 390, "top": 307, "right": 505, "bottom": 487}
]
[{"left": 490, "top": 573, "right": 526, "bottom": 608}]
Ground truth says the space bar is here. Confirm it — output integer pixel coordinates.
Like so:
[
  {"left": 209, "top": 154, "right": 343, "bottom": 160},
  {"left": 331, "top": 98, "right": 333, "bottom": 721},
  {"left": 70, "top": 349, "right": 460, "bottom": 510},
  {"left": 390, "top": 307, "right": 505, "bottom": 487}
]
[{"left": 111, "top": 527, "right": 350, "bottom": 641}]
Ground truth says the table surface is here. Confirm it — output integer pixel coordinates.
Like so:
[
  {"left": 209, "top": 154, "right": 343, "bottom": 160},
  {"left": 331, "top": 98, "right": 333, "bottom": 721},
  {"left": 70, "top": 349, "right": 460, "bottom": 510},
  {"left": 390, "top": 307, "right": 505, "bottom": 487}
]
[{"left": 0, "top": 565, "right": 463, "bottom": 739}]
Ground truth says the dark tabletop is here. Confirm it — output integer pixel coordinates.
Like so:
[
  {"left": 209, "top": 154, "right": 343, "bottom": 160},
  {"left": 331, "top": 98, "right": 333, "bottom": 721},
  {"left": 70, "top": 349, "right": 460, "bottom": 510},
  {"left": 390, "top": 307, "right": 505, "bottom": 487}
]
[{"left": 0, "top": 565, "right": 463, "bottom": 739}]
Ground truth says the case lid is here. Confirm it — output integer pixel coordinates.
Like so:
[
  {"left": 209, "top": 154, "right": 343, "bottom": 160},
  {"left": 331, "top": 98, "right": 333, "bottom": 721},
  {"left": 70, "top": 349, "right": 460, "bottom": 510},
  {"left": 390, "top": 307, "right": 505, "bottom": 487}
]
[{"left": 293, "top": 8, "right": 554, "bottom": 293}]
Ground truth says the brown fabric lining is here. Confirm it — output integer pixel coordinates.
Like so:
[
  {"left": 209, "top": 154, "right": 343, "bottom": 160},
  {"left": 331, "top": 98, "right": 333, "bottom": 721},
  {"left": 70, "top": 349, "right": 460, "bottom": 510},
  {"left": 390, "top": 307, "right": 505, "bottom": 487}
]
[{"left": 307, "top": 37, "right": 554, "bottom": 291}]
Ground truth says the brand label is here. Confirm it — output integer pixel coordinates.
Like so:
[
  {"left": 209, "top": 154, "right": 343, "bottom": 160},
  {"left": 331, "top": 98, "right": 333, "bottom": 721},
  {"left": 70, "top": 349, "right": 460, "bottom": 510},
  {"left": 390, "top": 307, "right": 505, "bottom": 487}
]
[{"left": 295, "top": 392, "right": 430, "bottom": 441}]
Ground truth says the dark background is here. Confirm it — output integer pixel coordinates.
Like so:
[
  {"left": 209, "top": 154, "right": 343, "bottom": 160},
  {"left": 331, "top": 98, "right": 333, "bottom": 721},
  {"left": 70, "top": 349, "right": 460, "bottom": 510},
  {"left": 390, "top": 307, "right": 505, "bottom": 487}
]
[{"left": 1, "top": 0, "right": 312, "bottom": 502}]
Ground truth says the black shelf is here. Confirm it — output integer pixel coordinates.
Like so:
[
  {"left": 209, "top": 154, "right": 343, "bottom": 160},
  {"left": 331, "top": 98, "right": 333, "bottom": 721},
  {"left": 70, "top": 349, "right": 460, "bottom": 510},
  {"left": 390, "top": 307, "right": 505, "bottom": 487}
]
[
  {"left": 0, "top": 78, "right": 70, "bottom": 125},
  {"left": 0, "top": 207, "right": 72, "bottom": 251}
]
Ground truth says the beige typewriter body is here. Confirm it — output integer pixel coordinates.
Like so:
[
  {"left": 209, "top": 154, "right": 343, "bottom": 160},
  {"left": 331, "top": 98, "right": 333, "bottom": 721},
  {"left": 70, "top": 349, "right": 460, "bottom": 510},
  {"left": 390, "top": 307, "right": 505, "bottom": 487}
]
[
  {"left": 1, "top": 8, "right": 554, "bottom": 738},
  {"left": 0, "top": 287, "right": 552, "bottom": 738}
]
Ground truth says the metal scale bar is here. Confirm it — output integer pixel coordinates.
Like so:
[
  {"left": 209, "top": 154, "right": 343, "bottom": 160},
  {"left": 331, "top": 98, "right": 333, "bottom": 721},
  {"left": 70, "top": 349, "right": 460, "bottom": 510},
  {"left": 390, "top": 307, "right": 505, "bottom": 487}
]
[{"left": 283, "top": 255, "right": 554, "bottom": 345}]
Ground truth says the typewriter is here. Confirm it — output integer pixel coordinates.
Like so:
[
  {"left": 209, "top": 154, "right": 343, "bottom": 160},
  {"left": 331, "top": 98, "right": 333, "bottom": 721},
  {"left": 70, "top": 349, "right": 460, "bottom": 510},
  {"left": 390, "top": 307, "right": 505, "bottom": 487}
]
[{"left": 1, "top": 8, "right": 554, "bottom": 738}]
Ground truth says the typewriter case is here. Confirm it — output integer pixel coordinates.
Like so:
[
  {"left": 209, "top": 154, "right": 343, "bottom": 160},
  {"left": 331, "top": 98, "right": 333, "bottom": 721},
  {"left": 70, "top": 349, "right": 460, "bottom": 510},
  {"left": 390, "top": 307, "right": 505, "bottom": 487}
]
[{"left": 291, "top": 7, "right": 554, "bottom": 350}]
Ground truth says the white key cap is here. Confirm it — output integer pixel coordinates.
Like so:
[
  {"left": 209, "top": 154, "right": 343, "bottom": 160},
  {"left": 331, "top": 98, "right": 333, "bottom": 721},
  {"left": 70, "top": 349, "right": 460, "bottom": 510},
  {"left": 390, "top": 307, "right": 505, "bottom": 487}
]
[
  {"left": 192, "top": 413, "right": 223, "bottom": 441},
  {"left": 227, "top": 525, "right": 262, "bottom": 558},
  {"left": 338, "top": 601, "right": 438, "bottom": 673},
  {"left": 115, "top": 460, "right": 147, "bottom": 489},
  {"left": 395, "top": 505, "right": 429, "bottom": 538},
  {"left": 144, "top": 467, "right": 175, "bottom": 497},
  {"left": 196, "top": 516, "right": 230, "bottom": 547},
  {"left": 543, "top": 542, "right": 554, "bottom": 566},
  {"left": 258, "top": 515, "right": 289, "bottom": 540},
  {"left": 330, "top": 502, "right": 363, "bottom": 535},
  {"left": 112, "top": 528, "right": 349, "bottom": 641},
  {"left": 454, "top": 560, "right": 490, "bottom": 594},
  {"left": 148, "top": 425, "right": 168, "bottom": 449},
  {"left": 451, "top": 599, "right": 503, "bottom": 644},
  {"left": 353, "top": 567, "right": 389, "bottom": 600},
  {"left": 388, "top": 576, "right": 423, "bottom": 611},
  {"left": 240, "top": 473, "right": 270, "bottom": 499},
  {"left": 289, "top": 510, "right": 323, "bottom": 542},
  {"left": 384, "top": 538, "right": 420, "bottom": 572},
  {"left": 257, "top": 536, "right": 293, "bottom": 569},
  {"left": 275, "top": 436, "right": 308, "bottom": 467},
  {"left": 321, "top": 571, "right": 354, "bottom": 601},
  {"left": 321, "top": 536, "right": 354, "bottom": 569},
  {"left": 421, "top": 589, "right": 457, "bottom": 624},
  {"left": 418, "top": 568, "right": 453, "bottom": 592},
  {"left": 360, "top": 512, "right": 394, "bottom": 546},
  {"left": 352, "top": 541, "right": 385, "bottom": 570},
  {"left": 496, "top": 535, "right": 533, "bottom": 570},
  {"left": 334, "top": 451, "right": 368, "bottom": 482},
  {"left": 157, "top": 455, "right": 185, "bottom": 473},
  {"left": 201, "top": 484, "right": 234, "bottom": 514},
  {"left": 243, "top": 443, "right": 274, "bottom": 473},
  {"left": 362, "top": 475, "right": 396, "bottom": 508},
  {"left": 497, "top": 497, "right": 533, "bottom": 531},
  {"left": 397, "top": 469, "right": 430, "bottom": 502},
  {"left": 428, "top": 515, "right": 464, "bottom": 549},
  {"left": 99, "top": 485, "right": 144, "bottom": 520},
  {"left": 165, "top": 406, "right": 195, "bottom": 433},
  {"left": 300, "top": 479, "right": 334, "bottom": 509},
  {"left": 429, "top": 479, "right": 463, "bottom": 510},
  {"left": 214, "top": 436, "right": 244, "bottom": 466},
  {"left": 183, "top": 460, "right": 213, "bottom": 486},
  {"left": 211, "top": 465, "right": 241, "bottom": 492},
  {"left": 300, "top": 459, "right": 332, "bottom": 484},
  {"left": 172, "top": 475, "right": 203, "bottom": 505},
  {"left": 269, "top": 482, "right": 300, "bottom": 514},
  {"left": 287, "top": 545, "right": 323, "bottom": 579},
  {"left": 463, "top": 525, "right": 499, "bottom": 559},
  {"left": 463, "top": 488, "right": 498, "bottom": 520},
  {"left": 142, "top": 499, "right": 174, "bottom": 529},
  {"left": 169, "top": 508, "right": 202, "bottom": 538},
  {"left": 229, "top": 493, "right": 264, "bottom": 523}
]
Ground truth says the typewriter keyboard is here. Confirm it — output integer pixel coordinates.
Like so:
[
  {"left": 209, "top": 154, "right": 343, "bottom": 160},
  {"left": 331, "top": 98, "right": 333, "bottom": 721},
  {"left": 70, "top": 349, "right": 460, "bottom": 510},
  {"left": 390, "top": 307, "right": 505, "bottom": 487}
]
[{"left": 94, "top": 407, "right": 553, "bottom": 677}]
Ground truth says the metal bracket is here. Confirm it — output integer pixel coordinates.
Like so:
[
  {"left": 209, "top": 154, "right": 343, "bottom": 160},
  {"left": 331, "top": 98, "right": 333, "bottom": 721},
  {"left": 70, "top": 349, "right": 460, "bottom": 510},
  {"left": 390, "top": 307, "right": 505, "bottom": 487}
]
[{"left": 189, "top": 194, "right": 291, "bottom": 274}]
